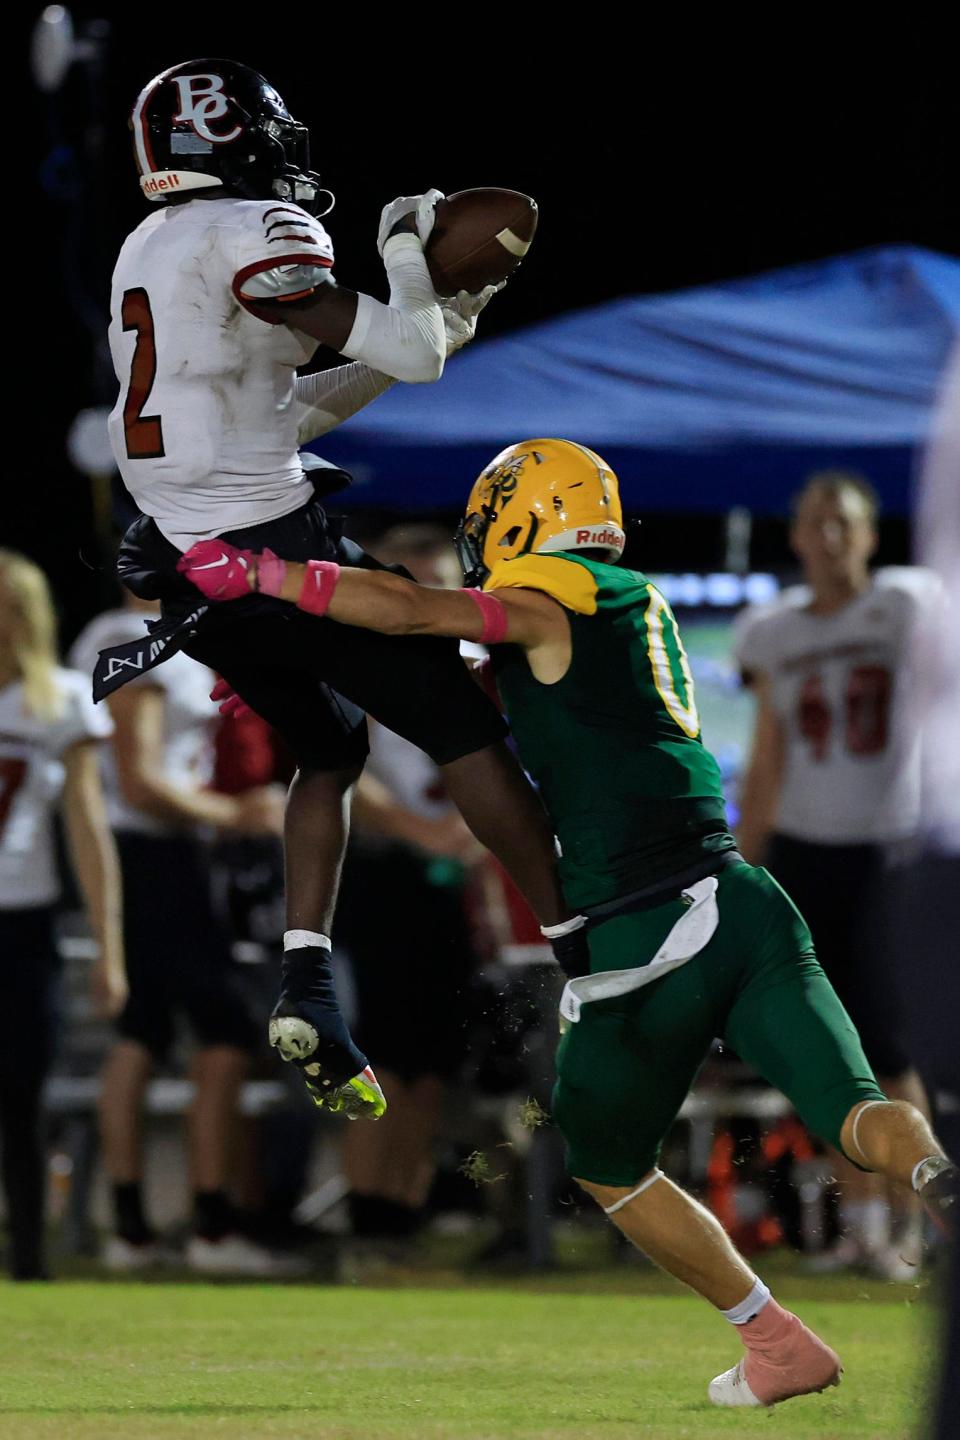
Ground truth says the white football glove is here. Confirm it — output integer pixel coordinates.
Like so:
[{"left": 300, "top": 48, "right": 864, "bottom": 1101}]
[
  {"left": 441, "top": 283, "right": 505, "bottom": 355},
  {"left": 377, "top": 189, "right": 445, "bottom": 255}
]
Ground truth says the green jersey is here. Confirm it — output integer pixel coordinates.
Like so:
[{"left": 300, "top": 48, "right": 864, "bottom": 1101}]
[{"left": 487, "top": 552, "right": 736, "bottom": 910}]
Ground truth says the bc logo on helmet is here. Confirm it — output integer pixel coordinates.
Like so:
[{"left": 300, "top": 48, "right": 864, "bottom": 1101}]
[{"left": 171, "top": 74, "right": 241, "bottom": 144}]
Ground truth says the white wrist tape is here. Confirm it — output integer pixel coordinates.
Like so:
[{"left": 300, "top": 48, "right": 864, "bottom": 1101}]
[
  {"left": 283, "top": 930, "right": 332, "bottom": 952},
  {"left": 341, "top": 234, "right": 445, "bottom": 384}
]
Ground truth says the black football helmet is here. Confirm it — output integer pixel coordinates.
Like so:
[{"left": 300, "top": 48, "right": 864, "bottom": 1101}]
[{"left": 130, "top": 59, "right": 333, "bottom": 216}]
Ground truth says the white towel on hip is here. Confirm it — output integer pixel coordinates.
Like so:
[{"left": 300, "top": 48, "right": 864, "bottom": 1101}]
[{"left": 559, "top": 876, "right": 720, "bottom": 1026}]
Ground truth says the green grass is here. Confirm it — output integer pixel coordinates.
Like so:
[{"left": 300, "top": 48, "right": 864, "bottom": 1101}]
[{"left": 0, "top": 1278, "right": 930, "bottom": 1440}]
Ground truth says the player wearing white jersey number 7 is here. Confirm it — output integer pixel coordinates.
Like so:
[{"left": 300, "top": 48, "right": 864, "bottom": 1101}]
[
  {"left": 0, "top": 551, "right": 126, "bottom": 1280},
  {"left": 95, "top": 59, "right": 574, "bottom": 1120}
]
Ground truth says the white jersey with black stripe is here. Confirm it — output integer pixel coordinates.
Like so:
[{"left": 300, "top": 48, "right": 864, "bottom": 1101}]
[
  {"left": 108, "top": 196, "right": 334, "bottom": 550},
  {"left": 734, "top": 567, "right": 945, "bottom": 844}
]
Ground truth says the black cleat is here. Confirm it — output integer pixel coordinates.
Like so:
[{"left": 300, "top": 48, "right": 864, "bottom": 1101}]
[{"left": 268, "top": 1001, "right": 385, "bottom": 1118}]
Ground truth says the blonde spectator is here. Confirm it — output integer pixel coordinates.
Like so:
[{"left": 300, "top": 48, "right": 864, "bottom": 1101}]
[{"left": 0, "top": 551, "right": 125, "bottom": 1280}]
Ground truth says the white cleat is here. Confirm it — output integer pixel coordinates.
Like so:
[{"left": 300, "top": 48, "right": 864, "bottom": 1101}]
[
  {"left": 101, "top": 1235, "right": 163, "bottom": 1273},
  {"left": 709, "top": 1359, "right": 763, "bottom": 1407},
  {"left": 709, "top": 1301, "right": 842, "bottom": 1408},
  {"left": 185, "top": 1234, "right": 311, "bottom": 1278},
  {"left": 802, "top": 1235, "right": 864, "bottom": 1275},
  {"left": 867, "top": 1244, "right": 923, "bottom": 1285},
  {"left": 709, "top": 1353, "right": 842, "bottom": 1409},
  {"left": 268, "top": 1015, "right": 319, "bottom": 1062}
]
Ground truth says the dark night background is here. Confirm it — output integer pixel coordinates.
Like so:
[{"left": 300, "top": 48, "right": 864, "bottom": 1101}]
[{"left": 14, "top": 11, "right": 954, "bottom": 641}]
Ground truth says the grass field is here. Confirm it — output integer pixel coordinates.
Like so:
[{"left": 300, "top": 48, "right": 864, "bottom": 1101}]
[{"left": 0, "top": 1273, "right": 930, "bottom": 1440}]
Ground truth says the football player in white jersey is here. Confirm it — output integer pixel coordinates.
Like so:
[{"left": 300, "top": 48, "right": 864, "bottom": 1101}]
[
  {"left": 71, "top": 597, "right": 309, "bottom": 1276},
  {"left": 735, "top": 472, "right": 942, "bottom": 1279},
  {"left": 95, "top": 59, "right": 575, "bottom": 1120},
  {"left": 0, "top": 551, "right": 126, "bottom": 1279}
]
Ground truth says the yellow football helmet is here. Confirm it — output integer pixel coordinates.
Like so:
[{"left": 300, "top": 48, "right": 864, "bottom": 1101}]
[{"left": 454, "top": 439, "right": 626, "bottom": 586}]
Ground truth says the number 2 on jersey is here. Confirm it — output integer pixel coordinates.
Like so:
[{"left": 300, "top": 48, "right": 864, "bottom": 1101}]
[{"left": 121, "top": 288, "right": 165, "bottom": 460}]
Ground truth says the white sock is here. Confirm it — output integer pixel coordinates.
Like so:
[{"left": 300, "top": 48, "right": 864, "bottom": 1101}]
[
  {"left": 721, "top": 1277, "right": 771, "bottom": 1325},
  {"left": 283, "top": 929, "right": 332, "bottom": 952},
  {"left": 841, "top": 1198, "right": 889, "bottom": 1254}
]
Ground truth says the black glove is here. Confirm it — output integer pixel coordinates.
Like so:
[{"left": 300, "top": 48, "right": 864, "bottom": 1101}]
[{"left": 548, "top": 924, "right": 591, "bottom": 980}]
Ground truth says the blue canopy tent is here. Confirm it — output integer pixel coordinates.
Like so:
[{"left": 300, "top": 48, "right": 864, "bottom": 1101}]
[{"left": 310, "top": 246, "right": 960, "bottom": 515}]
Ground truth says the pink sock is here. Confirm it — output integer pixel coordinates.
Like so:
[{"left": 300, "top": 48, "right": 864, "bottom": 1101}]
[
  {"left": 739, "top": 1297, "right": 793, "bottom": 1350},
  {"left": 738, "top": 1299, "right": 841, "bottom": 1405}
]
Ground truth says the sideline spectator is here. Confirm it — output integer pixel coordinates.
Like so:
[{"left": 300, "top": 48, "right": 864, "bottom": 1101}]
[
  {"left": 70, "top": 594, "right": 300, "bottom": 1276},
  {"left": 735, "top": 472, "right": 942, "bottom": 1279},
  {"left": 0, "top": 551, "right": 126, "bottom": 1280},
  {"left": 336, "top": 526, "right": 484, "bottom": 1242}
]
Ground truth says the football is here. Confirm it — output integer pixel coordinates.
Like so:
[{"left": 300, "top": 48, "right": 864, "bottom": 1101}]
[{"left": 425, "top": 188, "right": 538, "bottom": 297}]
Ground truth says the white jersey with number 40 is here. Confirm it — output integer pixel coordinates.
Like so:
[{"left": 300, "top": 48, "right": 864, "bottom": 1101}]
[
  {"left": 734, "top": 567, "right": 945, "bottom": 844},
  {"left": 108, "top": 196, "right": 335, "bottom": 550}
]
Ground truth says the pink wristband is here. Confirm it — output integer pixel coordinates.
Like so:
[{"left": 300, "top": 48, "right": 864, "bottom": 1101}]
[
  {"left": 298, "top": 559, "right": 341, "bottom": 617},
  {"left": 464, "top": 587, "right": 509, "bottom": 645},
  {"left": 256, "top": 547, "right": 287, "bottom": 597}
]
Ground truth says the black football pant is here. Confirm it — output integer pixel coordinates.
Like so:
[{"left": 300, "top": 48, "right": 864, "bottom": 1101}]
[
  {"left": 117, "top": 500, "right": 506, "bottom": 773},
  {"left": 0, "top": 908, "right": 59, "bottom": 1280}
]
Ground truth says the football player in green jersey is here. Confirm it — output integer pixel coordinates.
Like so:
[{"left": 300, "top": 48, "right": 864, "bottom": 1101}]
[{"left": 178, "top": 439, "right": 957, "bottom": 1410}]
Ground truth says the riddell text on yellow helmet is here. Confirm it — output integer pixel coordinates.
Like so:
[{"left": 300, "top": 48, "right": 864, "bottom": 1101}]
[{"left": 459, "top": 439, "right": 626, "bottom": 581}]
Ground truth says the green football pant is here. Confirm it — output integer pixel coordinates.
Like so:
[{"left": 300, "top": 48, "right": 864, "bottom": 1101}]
[{"left": 553, "top": 861, "right": 885, "bottom": 1187}]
